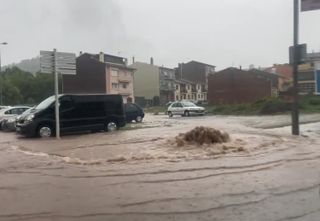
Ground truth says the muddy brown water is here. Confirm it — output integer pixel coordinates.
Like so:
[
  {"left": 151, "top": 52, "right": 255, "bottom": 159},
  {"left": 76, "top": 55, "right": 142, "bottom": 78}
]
[{"left": 1, "top": 114, "right": 320, "bottom": 221}]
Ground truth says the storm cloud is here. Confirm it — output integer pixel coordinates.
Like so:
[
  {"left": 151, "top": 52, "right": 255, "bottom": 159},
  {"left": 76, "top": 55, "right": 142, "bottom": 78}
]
[{"left": 0, "top": 0, "right": 319, "bottom": 69}]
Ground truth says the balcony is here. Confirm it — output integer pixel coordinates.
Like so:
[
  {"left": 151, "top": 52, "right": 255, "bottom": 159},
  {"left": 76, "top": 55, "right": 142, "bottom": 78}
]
[
  {"left": 118, "top": 75, "right": 132, "bottom": 83},
  {"left": 118, "top": 86, "right": 132, "bottom": 96}
]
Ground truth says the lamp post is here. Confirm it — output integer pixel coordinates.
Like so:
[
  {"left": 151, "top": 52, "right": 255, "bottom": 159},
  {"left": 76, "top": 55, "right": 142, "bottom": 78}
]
[{"left": 0, "top": 42, "right": 8, "bottom": 105}]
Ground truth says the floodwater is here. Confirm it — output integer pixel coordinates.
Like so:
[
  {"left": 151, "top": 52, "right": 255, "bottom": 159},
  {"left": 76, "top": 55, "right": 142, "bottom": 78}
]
[{"left": 1, "top": 114, "right": 320, "bottom": 221}]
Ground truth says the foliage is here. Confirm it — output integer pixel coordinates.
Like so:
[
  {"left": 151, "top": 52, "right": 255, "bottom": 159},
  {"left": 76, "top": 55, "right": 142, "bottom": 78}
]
[
  {"left": 206, "top": 96, "right": 320, "bottom": 115},
  {"left": 0, "top": 66, "right": 60, "bottom": 106},
  {"left": 144, "top": 106, "right": 167, "bottom": 114}
]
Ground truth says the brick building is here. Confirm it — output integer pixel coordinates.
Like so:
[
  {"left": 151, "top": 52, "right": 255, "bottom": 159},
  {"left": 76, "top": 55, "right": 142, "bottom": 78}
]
[{"left": 208, "top": 67, "right": 276, "bottom": 105}]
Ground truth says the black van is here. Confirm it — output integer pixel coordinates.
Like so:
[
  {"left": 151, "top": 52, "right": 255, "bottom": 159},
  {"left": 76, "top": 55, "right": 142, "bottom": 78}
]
[{"left": 16, "top": 94, "right": 126, "bottom": 138}]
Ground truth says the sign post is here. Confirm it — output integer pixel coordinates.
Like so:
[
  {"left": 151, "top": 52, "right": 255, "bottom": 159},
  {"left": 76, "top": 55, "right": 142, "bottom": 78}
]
[
  {"left": 40, "top": 49, "right": 76, "bottom": 139},
  {"left": 292, "top": 0, "right": 300, "bottom": 135},
  {"left": 53, "top": 49, "right": 60, "bottom": 138},
  {"left": 290, "top": 0, "right": 320, "bottom": 135}
]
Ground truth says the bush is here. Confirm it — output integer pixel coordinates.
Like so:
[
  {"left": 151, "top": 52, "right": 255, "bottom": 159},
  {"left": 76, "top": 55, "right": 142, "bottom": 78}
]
[
  {"left": 259, "top": 99, "right": 290, "bottom": 114},
  {"left": 309, "top": 98, "right": 320, "bottom": 106}
]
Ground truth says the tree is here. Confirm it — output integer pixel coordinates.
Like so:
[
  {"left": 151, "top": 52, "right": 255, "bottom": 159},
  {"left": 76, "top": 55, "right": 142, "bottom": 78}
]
[{"left": 1, "top": 67, "right": 59, "bottom": 105}]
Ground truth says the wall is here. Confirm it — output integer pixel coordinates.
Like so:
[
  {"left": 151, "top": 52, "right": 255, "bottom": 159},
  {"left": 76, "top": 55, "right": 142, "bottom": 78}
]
[
  {"left": 130, "top": 62, "right": 160, "bottom": 100},
  {"left": 63, "top": 54, "right": 106, "bottom": 94},
  {"left": 208, "top": 68, "right": 271, "bottom": 105}
]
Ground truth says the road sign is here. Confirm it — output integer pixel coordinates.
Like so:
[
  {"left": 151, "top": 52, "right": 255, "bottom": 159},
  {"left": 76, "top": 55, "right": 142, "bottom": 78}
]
[
  {"left": 40, "top": 50, "right": 76, "bottom": 75},
  {"left": 39, "top": 49, "right": 77, "bottom": 139},
  {"left": 289, "top": 44, "right": 307, "bottom": 64},
  {"left": 301, "top": 0, "right": 320, "bottom": 11}
]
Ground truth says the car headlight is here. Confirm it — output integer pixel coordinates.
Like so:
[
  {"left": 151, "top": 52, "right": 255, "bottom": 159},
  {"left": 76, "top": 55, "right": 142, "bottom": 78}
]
[{"left": 25, "top": 114, "right": 35, "bottom": 123}]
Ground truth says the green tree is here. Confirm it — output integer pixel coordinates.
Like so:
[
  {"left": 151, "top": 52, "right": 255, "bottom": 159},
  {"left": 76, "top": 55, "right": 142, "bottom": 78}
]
[{"left": 1, "top": 67, "right": 59, "bottom": 105}]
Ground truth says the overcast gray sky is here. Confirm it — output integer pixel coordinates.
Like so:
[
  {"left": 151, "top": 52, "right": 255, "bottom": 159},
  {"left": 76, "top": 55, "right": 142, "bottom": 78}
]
[{"left": 0, "top": 0, "right": 320, "bottom": 70}]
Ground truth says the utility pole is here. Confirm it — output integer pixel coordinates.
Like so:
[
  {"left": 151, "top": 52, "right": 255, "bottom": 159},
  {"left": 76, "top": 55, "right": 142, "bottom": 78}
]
[
  {"left": 0, "top": 42, "right": 8, "bottom": 106},
  {"left": 292, "top": 0, "right": 300, "bottom": 135},
  {"left": 53, "top": 49, "right": 60, "bottom": 139}
]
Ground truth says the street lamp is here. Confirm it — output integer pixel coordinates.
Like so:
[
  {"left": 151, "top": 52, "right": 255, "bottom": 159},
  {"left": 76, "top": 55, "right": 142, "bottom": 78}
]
[{"left": 0, "top": 42, "right": 8, "bottom": 105}]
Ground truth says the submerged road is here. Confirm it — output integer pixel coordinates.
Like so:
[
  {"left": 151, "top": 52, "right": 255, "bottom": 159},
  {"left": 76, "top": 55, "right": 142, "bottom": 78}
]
[{"left": 1, "top": 114, "right": 320, "bottom": 221}]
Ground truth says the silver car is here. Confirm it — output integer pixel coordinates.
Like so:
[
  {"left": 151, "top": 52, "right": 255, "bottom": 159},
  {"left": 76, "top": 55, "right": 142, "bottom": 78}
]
[
  {"left": 167, "top": 101, "right": 205, "bottom": 117},
  {"left": 0, "top": 106, "right": 31, "bottom": 130}
]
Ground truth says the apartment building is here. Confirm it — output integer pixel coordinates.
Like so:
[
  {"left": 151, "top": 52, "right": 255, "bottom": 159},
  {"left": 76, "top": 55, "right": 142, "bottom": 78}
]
[
  {"left": 63, "top": 52, "right": 135, "bottom": 103},
  {"left": 130, "top": 60, "right": 175, "bottom": 106},
  {"left": 175, "top": 60, "right": 215, "bottom": 102}
]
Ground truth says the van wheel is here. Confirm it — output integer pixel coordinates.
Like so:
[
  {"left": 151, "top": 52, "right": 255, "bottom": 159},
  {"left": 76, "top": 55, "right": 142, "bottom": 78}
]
[
  {"left": 37, "top": 124, "right": 53, "bottom": 138},
  {"left": 184, "top": 110, "right": 190, "bottom": 117},
  {"left": 135, "top": 116, "right": 143, "bottom": 123},
  {"left": 106, "top": 121, "right": 117, "bottom": 132},
  {"left": 168, "top": 111, "right": 173, "bottom": 117}
]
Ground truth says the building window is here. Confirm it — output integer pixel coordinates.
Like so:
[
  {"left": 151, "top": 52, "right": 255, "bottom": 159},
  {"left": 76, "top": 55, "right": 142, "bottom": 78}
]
[
  {"left": 111, "top": 69, "right": 119, "bottom": 77},
  {"left": 176, "top": 84, "right": 179, "bottom": 90},
  {"left": 298, "top": 71, "right": 315, "bottom": 81},
  {"left": 122, "top": 83, "right": 127, "bottom": 89},
  {"left": 298, "top": 82, "right": 315, "bottom": 94},
  {"left": 112, "top": 83, "right": 118, "bottom": 89}
]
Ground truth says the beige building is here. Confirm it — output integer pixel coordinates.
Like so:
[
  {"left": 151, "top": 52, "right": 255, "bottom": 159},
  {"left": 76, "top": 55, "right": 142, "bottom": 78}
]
[
  {"left": 130, "top": 60, "right": 175, "bottom": 106},
  {"left": 130, "top": 62, "right": 160, "bottom": 105},
  {"left": 298, "top": 63, "right": 316, "bottom": 95},
  {"left": 174, "top": 80, "right": 207, "bottom": 102}
]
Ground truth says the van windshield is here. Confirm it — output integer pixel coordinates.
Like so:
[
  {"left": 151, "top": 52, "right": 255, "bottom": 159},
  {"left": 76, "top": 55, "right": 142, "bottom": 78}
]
[{"left": 35, "top": 96, "right": 56, "bottom": 110}]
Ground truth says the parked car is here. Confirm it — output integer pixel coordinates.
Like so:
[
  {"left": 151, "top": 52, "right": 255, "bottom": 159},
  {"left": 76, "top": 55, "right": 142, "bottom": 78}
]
[
  {"left": 167, "top": 101, "right": 206, "bottom": 117},
  {"left": 16, "top": 94, "right": 126, "bottom": 138},
  {"left": 0, "top": 106, "right": 31, "bottom": 130},
  {"left": 1, "top": 107, "right": 33, "bottom": 132},
  {"left": 0, "top": 105, "right": 10, "bottom": 110},
  {"left": 125, "top": 103, "right": 144, "bottom": 123}
]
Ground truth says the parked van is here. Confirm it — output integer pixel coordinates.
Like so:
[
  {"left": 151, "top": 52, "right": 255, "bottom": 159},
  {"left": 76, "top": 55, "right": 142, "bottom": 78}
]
[{"left": 16, "top": 94, "right": 126, "bottom": 137}]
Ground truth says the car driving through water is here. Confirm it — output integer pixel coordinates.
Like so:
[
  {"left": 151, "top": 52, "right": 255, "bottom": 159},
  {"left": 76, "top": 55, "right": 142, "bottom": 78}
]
[{"left": 167, "top": 101, "right": 206, "bottom": 117}]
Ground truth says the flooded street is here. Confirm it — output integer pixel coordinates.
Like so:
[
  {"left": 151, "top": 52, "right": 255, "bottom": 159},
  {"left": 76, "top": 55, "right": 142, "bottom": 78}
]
[{"left": 1, "top": 114, "right": 320, "bottom": 221}]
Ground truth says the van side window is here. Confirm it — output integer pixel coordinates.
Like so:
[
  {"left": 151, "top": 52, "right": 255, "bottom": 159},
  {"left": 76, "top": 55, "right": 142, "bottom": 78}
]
[{"left": 60, "top": 97, "right": 74, "bottom": 111}]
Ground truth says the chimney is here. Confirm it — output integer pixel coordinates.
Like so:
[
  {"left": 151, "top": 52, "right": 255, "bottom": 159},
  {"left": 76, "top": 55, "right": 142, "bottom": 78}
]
[
  {"left": 79, "top": 51, "right": 83, "bottom": 55},
  {"left": 239, "top": 66, "right": 242, "bottom": 70},
  {"left": 132, "top": 56, "right": 135, "bottom": 64},
  {"left": 99, "top": 52, "right": 104, "bottom": 63},
  {"left": 150, "top": 57, "right": 154, "bottom": 65}
]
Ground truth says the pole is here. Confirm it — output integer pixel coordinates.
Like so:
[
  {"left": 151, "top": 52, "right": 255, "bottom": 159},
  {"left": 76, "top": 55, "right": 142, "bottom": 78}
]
[
  {"left": 292, "top": 0, "right": 300, "bottom": 135},
  {"left": 0, "top": 48, "right": 2, "bottom": 105},
  {"left": 54, "top": 48, "right": 60, "bottom": 139}
]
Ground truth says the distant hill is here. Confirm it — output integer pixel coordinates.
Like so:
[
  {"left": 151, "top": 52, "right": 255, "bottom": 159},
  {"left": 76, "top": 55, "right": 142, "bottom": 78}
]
[{"left": 5, "top": 57, "right": 40, "bottom": 74}]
